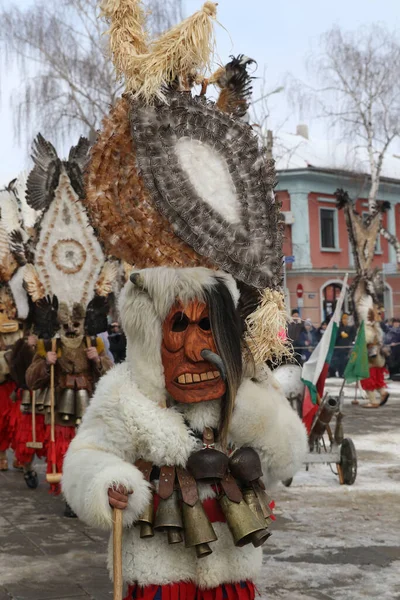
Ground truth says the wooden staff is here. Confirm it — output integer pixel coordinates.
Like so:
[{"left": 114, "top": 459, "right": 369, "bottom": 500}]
[
  {"left": 46, "top": 339, "right": 62, "bottom": 484},
  {"left": 113, "top": 508, "right": 123, "bottom": 600},
  {"left": 26, "top": 390, "right": 43, "bottom": 450}
]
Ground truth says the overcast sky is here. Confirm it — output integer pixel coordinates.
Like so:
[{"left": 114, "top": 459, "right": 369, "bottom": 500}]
[{"left": 1, "top": 0, "right": 399, "bottom": 185}]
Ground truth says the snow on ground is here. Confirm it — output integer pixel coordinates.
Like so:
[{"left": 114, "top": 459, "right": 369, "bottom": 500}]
[{"left": 256, "top": 416, "right": 400, "bottom": 599}]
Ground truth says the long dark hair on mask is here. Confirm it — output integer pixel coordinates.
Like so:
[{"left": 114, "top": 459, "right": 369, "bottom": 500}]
[{"left": 204, "top": 278, "right": 243, "bottom": 449}]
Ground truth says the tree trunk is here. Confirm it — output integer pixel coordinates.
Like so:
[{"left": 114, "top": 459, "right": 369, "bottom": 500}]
[{"left": 380, "top": 227, "right": 400, "bottom": 263}]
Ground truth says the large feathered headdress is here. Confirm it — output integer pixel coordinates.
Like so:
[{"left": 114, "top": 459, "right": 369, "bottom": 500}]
[
  {"left": 84, "top": 0, "right": 288, "bottom": 364},
  {"left": 23, "top": 135, "right": 119, "bottom": 336}
]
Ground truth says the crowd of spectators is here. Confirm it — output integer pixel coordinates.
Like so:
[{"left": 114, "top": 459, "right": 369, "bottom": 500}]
[{"left": 287, "top": 310, "right": 400, "bottom": 380}]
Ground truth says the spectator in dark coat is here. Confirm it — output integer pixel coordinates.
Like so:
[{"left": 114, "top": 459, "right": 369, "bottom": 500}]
[
  {"left": 298, "top": 319, "right": 318, "bottom": 363},
  {"left": 330, "top": 313, "right": 356, "bottom": 377},
  {"left": 316, "top": 320, "right": 328, "bottom": 343},
  {"left": 384, "top": 318, "right": 400, "bottom": 379},
  {"left": 287, "top": 310, "right": 304, "bottom": 364}
]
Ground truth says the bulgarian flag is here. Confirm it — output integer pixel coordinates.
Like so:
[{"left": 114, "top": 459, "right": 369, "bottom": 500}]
[{"left": 301, "top": 275, "right": 348, "bottom": 433}]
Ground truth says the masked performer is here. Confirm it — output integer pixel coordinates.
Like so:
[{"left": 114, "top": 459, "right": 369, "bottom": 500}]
[
  {"left": 63, "top": 268, "right": 307, "bottom": 600},
  {"left": 0, "top": 287, "right": 24, "bottom": 470},
  {"left": 62, "top": 1, "right": 307, "bottom": 596},
  {"left": 8, "top": 332, "right": 48, "bottom": 488},
  {"left": 0, "top": 172, "right": 36, "bottom": 472},
  {"left": 19, "top": 135, "right": 117, "bottom": 508},
  {"left": 360, "top": 308, "right": 389, "bottom": 408},
  {"left": 26, "top": 300, "right": 113, "bottom": 508}
]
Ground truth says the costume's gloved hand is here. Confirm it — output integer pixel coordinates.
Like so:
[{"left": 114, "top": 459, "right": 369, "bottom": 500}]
[
  {"left": 86, "top": 346, "right": 100, "bottom": 364},
  {"left": 46, "top": 351, "right": 57, "bottom": 365},
  {"left": 108, "top": 485, "right": 133, "bottom": 510}
]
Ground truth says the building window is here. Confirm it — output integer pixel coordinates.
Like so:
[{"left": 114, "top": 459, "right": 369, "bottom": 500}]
[{"left": 320, "top": 207, "right": 339, "bottom": 250}]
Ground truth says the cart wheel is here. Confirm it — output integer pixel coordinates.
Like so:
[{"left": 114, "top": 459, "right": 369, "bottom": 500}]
[
  {"left": 339, "top": 438, "right": 357, "bottom": 485},
  {"left": 282, "top": 478, "right": 293, "bottom": 487}
]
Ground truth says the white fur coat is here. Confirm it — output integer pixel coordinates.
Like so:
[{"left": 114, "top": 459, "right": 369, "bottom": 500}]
[{"left": 62, "top": 267, "right": 307, "bottom": 588}]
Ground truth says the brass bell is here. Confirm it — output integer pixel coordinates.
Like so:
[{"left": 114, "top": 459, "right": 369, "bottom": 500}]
[
  {"left": 138, "top": 494, "right": 155, "bottom": 538},
  {"left": 219, "top": 494, "right": 269, "bottom": 548},
  {"left": 21, "top": 389, "right": 32, "bottom": 408},
  {"left": 242, "top": 488, "right": 271, "bottom": 546},
  {"left": 242, "top": 488, "right": 267, "bottom": 523},
  {"left": 35, "top": 388, "right": 45, "bottom": 412},
  {"left": 75, "top": 389, "right": 90, "bottom": 423},
  {"left": 254, "top": 486, "right": 274, "bottom": 525},
  {"left": 58, "top": 388, "right": 75, "bottom": 422},
  {"left": 40, "top": 388, "right": 51, "bottom": 412},
  {"left": 154, "top": 491, "right": 183, "bottom": 544},
  {"left": 181, "top": 499, "right": 217, "bottom": 558}
]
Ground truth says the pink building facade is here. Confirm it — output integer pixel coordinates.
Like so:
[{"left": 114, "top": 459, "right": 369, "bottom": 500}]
[{"left": 277, "top": 167, "right": 400, "bottom": 325}]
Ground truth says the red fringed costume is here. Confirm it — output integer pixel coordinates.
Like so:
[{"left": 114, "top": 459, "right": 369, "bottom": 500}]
[
  {"left": 360, "top": 366, "right": 387, "bottom": 392},
  {"left": 26, "top": 334, "right": 112, "bottom": 494},
  {"left": 46, "top": 425, "right": 76, "bottom": 495},
  {"left": 0, "top": 381, "right": 18, "bottom": 453},
  {"left": 124, "top": 581, "right": 256, "bottom": 600},
  {"left": 14, "top": 410, "right": 47, "bottom": 465}
]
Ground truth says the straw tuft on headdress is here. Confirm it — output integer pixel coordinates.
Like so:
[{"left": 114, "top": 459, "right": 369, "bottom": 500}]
[
  {"left": 101, "top": 0, "right": 218, "bottom": 102},
  {"left": 100, "top": 0, "right": 149, "bottom": 84},
  {"left": 244, "top": 289, "right": 292, "bottom": 366}
]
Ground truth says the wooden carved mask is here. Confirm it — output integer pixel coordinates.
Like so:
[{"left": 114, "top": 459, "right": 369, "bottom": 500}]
[{"left": 161, "top": 299, "right": 226, "bottom": 404}]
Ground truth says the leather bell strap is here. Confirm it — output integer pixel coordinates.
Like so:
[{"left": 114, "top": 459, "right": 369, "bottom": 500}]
[
  {"left": 64, "top": 374, "right": 90, "bottom": 390},
  {"left": 220, "top": 473, "right": 243, "bottom": 503},
  {"left": 176, "top": 467, "right": 198, "bottom": 507},
  {"left": 158, "top": 465, "right": 176, "bottom": 500},
  {"left": 135, "top": 459, "right": 153, "bottom": 483}
]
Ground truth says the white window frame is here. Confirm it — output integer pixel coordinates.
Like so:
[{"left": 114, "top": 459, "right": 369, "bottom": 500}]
[
  {"left": 320, "top": 280, "right": 349, "bottom": 322},
  {"left": 319, "top": 206, "right": 340, "bottom": 252}
]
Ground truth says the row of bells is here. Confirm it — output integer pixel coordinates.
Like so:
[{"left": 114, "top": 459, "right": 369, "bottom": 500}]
[
  {"left": 20, "top": 388, "right": 90, "bottom": 425},
  {"left": 137, "top": 486, "right": 273, "bottom": 558}
]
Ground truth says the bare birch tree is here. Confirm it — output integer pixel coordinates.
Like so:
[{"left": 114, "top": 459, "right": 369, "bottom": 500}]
[
  {"left": 309, "top": 26, "right": 400, "bottom": 264},
  {"left": 0, "top": 0, "right": 184, "bottom": 145},
  {"left": 313, "top": 26, "right": 400, "bottom": 210},
  {"left": 289, "top": 24, "right": 400, "bottom": 316}
]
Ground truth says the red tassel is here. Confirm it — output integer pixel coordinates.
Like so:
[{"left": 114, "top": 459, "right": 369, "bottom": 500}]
[
  {"left": 46, "top": 425, "right": 75, "bottom": 495},
  {"left": 268, "top": 500, "right": 276, "bottom": 521}
]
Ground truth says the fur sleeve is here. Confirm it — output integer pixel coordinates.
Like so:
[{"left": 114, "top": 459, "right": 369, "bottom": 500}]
[
  {"left": 62, "top": 366, "right": 151, "bottom": 530},
  {"left": 229, "top": 375, "right": 308, "bottom": 486}
]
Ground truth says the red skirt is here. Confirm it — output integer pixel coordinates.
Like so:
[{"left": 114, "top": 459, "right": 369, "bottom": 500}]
[
  {"left": 0, "top": 381, "right": 17, "bottom": 452},
  {"left": 124, "top": 581, "right": 256, "bottom": 600},
  {"left": 361, "top": 367, "right": 387, "bottom": 392},
  {"left": 46, "top": 425, "right": 76, "bottom": 495},
  {"left": 14, "top": 412, "right": 47, "bottom": 464}
]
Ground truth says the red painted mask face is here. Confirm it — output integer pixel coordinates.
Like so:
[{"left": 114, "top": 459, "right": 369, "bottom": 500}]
[{"left": 161, "top": 300, "right": 226, "bottom": 404}]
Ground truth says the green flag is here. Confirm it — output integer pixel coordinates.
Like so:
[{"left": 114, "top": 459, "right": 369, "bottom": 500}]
[{"left": 344, "top": 321, "right": 370, "bottom": 383}]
